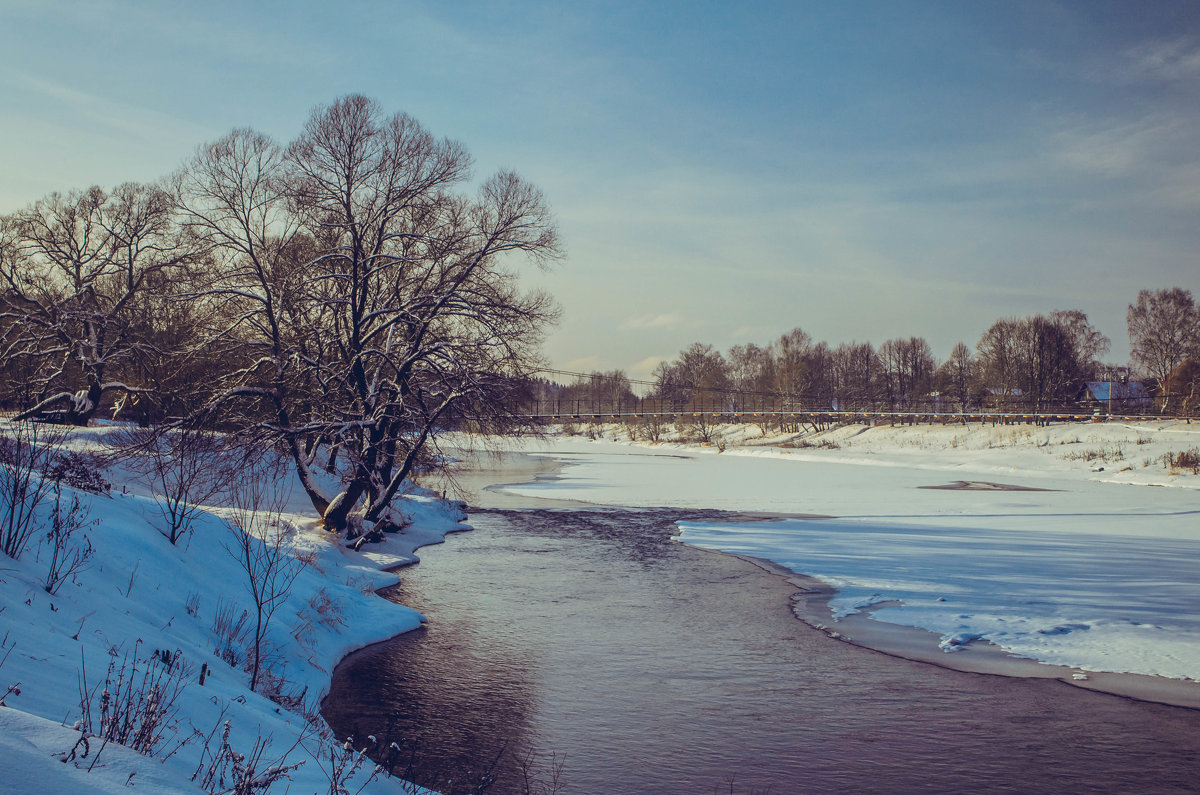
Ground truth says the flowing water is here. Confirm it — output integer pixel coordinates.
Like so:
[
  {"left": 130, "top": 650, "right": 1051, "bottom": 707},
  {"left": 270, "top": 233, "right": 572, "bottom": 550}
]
[{"left": 323, "top": 460, "right": 1200, "bottom": 794}]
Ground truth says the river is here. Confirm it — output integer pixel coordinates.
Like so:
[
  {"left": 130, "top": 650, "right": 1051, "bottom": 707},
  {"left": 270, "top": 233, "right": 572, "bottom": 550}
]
[{"left": 322, "top": 451, "right": 1200, "bottom": 794}]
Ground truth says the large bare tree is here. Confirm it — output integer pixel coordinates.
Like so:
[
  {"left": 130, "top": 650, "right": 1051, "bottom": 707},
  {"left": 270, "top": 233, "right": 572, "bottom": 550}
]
[
  {"left": 177, "top": 96, "right": 559, "bottom": 535},
  {"left": 1127, "top": 288, "right": 1198, "bottom": 409},
  {"left": 1050, "top": 309, "right": 1109, "bottom": 380}
]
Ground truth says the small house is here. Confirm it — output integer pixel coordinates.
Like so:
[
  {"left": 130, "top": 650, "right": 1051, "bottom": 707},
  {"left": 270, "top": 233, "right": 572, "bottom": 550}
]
[{"left": 1079, "top": 381, "right": 1151, "bottom": 412}]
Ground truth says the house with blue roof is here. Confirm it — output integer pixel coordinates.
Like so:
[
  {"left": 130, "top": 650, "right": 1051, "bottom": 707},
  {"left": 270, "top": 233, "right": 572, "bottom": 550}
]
[{"left": 1079, "top": 381, "right": 1152, "bottom": 412}]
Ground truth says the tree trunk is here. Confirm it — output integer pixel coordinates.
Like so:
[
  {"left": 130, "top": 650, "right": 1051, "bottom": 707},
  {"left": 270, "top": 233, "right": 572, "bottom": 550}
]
[{"left": 322, "top": 478, "right": 369, "bottom": 533}]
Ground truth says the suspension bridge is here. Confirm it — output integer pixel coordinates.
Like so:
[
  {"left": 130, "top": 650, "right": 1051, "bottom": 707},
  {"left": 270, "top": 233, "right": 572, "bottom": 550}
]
[{"left": 521, "top": 405, "right": 1190, "bottom": 425}]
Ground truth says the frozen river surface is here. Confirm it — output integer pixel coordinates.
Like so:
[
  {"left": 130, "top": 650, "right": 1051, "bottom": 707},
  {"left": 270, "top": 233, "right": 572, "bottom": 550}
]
[{"left": 504, "top": 437, "right": 1200, "bottom": 681}]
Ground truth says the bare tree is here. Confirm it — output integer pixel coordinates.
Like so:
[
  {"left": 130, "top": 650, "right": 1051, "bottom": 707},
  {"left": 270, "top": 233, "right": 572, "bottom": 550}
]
[
  {"left": 118, "top": 424, "right": 230, "bottom": 545},
  {"left": 1014, "top": 315, "right": 1081, "bottom": 414},
  {"left": 879, "top": 337, "right": 935, "bottom": 411},
  {"left": 650, "top": 360, "right": 687, "bottom": 413},
  {"left": 977, "top": 315, "right": 1088, "bottom": 414},
  {"left": 1127, "top": 288, "right": 1199, "bottom": 410},
  {"left": 1, "top": 184, "right": 198, "bottom": 424},
  {"left": 728, "top": 342, "right": 777, "bottom": 430},
  {"left": 1, "top": 421, "right": 65, "bottom": 560},
  {"left": 976, "top": 318, "right": 1022, "bottom": 409},
  {"left": 1050, "top": 309, "right": 1109, "bottom": 380},
  {"left": 804, "top": 341, "right": 834, "bottom": 415},
  {"left": 178, "top": 97, "right": 559, "bottom": 537},
  {"left": 1166, "top": 359, "right": 1200, "bottom": 417},
  {"left": 937, "top": 342, "right": 976, "bottom": 411},
  {"left": 771, "top": 328, "right": 812, "bottom": 411},
  {"left": 830, "top": 341, "right": 880, "bottom": 411}
]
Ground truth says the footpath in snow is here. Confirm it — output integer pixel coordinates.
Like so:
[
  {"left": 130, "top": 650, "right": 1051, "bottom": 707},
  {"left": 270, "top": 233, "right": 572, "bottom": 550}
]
[
  {"left": 0, "top": 422, "right": 467, "bottom": 793},
  {"left": 483, "top": 419, "right": 1200, "bottom": 697}
]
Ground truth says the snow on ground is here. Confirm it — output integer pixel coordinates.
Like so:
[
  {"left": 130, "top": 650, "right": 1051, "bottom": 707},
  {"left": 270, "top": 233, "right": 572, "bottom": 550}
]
[
  {"left": 480, "top": 419, "right": 1200, "bottom": 680},
  {"left": 0, "top": 422, "right": 467, "bottom": 794}
]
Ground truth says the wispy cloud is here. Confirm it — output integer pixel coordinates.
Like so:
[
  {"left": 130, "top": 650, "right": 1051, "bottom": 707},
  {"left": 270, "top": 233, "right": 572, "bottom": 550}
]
[
  {"left": 7, "top": 72, "right": 207, "bottom": 145},
  {"left": 622, "top": 312, "right": 683, "bottom": 330},
  {"left": 564, "top": 356, "right": 605, "bottom": 373},
  {"left": 1023, "top": 34, "right": 1200, "bottom": 87},
  {"left": 1050, "top": 117, "right": 1170, "bottom": 177},
  {"left": 1119, "top": 37, "right": 1200, "bottom": 83},
  {"left": 1046, "top": 113, "right": 1200, "bottom": 209},
  {"left": 628, "top": 355, "right": 669, "bottom": 384}
]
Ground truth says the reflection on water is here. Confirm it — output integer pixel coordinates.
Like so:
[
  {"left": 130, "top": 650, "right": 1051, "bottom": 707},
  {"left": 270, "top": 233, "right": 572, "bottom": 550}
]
[{"left": 323, "top": 506, "right": 1200, "bottom": 794}]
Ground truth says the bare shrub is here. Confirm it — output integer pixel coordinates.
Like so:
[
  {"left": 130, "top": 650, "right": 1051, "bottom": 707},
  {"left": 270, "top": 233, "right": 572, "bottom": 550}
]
[
  {"left": 1064, "top": 444, "right": 1125, "bottom": 463},
  {"left": 75, "top": 642, "right": 189, "bottom": 768},
  {"left": 39, "top": 483, "right": 96, "bottom": 594},
  {"left": 303, "top": 587, "right": 345, "bottom": 631},
  {"left": 1, "top": 632, "right": 18, "bottom": 707},
  {"left": 782, "top": 438, "right": 841, "bottom": 450},
  {"left": 310, "top": 731, "right": 388, "bottom": 795},
  {"left": 192, "top": 710, "right": 307, "bottom": 794},
  {"left": 643, "top": 412, "right": 665, "bottom": 443},
  {"left": 306, "top": 726, "right": 501, "bottom": 795},
  {"left": 1163, "top": 447, "right": 1200, "bottom": 474},
  {"left": 223, "top": 449, "right": 302, "bottom": 692},
  {"left": 116, "top": 425, "right": 229, "bottom": 545},
  {"left": 212, "top": 598, "right": 251, "bottom": 667},
  {"left": 0, "top": 421, "right": 64, "bottom": 559},
  {"left": 45, "top": 450, "right": 111, "bottom": 495}
]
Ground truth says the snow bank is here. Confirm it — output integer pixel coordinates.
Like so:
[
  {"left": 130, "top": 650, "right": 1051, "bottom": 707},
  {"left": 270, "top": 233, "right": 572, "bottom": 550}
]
[
  {"left": 675, "top": 517, "right": 1200, "bottom": 679},
  {"left": 0, "top": 422, "right": 467, "bottom": 793}
]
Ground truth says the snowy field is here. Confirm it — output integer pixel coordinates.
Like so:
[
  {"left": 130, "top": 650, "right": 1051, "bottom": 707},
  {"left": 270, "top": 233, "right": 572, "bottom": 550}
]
[
  {"left": 488, "top": 420, "right": 1200, "bottom": 682},
  {"left": 0, "top": 422, "right": 467, "bottom": 793}
]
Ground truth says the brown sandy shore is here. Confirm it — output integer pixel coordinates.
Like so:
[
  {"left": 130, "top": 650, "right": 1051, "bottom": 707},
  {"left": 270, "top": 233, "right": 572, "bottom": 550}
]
[{"left": 432, "top": 447, "right": 1200, "bottom": 712}]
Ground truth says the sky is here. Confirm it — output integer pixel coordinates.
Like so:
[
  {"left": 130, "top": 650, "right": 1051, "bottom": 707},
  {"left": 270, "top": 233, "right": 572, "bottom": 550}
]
[{"left": 2, "top": 0, "right": 1198, "bottom": 381}]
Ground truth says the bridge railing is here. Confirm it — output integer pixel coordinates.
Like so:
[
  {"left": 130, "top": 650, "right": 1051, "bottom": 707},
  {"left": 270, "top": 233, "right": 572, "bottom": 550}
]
[{"left": 519, "top": 407, "right": 1194, "bottom": 424}]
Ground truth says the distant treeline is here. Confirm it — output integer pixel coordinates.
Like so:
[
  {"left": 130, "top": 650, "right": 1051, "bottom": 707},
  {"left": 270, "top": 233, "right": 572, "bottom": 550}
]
[{"left": 528, "top": 290, "right": 1200, "bottom": 417}]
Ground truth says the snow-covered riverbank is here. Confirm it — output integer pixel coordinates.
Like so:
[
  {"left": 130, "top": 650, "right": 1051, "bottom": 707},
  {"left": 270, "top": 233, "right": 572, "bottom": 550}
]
[
  {"left": 470, "top": 420, "right": 1200, "bottom": 696},
  {"left": 0, "top": 423, "right": 467, "bottom": 793},
  {"left": 5, "top": 417, "right": 1197, "bottom": 791}
]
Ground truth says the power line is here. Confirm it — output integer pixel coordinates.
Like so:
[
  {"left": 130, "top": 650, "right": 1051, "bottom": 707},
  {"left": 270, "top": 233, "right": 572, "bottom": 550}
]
[{"left": 529, "top": 367, "right": 832, "bottom": 403}]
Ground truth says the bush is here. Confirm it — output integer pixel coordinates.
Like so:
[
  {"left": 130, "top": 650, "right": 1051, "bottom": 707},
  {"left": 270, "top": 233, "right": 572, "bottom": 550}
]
[
  {"left": 1163, "top": 447, "right": 1200, "bottom": 474},
  {"left": 39, "top": 484, "right": 95, "bottom": 594},
  {"left": 45, "top": 450, "right": 111, "bottom": 495},
  {"left": 212, "top": 598, "right": 251, "bottom": 667},
  {"left": 74, "top": 641, "right": 189, "bottom": 767},
  {"left": 0, "top": 422, "right": 63, "bottom": 560},
  {"left": 782, "top": 438, "right": 841, "bottom": 450},
  {"left": 192, "top": 714, "right": 307, "bottom": 794}
]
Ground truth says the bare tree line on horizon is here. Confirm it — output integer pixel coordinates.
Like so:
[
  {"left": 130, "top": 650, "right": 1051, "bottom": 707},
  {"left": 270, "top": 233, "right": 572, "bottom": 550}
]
[{"left": 529, "top": 291, "right": 1200, "bottom": 421}]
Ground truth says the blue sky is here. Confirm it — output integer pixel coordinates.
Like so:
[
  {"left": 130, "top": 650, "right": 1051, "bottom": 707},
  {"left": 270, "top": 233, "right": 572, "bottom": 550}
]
[{"left": 2, "top": 0, "right": 1198, "bottom": 379}]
